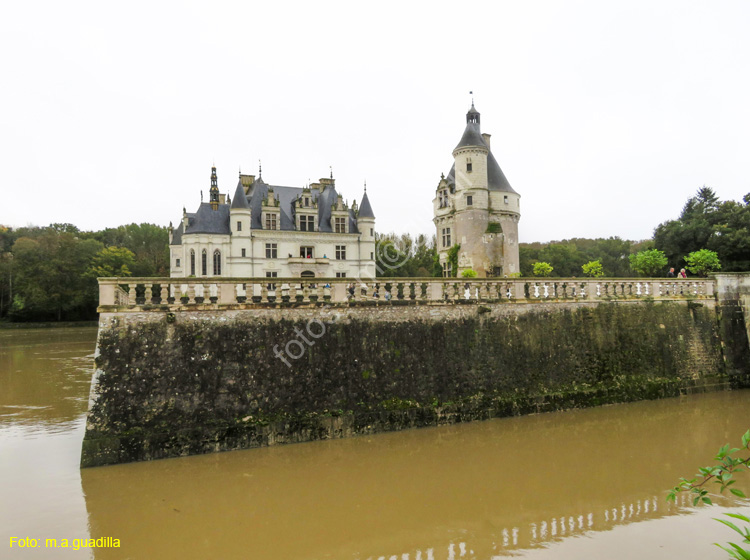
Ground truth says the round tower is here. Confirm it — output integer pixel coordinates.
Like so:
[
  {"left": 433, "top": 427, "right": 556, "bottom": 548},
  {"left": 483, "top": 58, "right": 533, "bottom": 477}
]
[{"left": 434, "top": 104, "right": 521, "bottom": 277}]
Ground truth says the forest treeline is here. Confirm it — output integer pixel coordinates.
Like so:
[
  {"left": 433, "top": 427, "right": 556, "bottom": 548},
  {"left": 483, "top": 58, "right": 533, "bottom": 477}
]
[{"left": 1, "top": 188, "right": 748, "bottom": 322}]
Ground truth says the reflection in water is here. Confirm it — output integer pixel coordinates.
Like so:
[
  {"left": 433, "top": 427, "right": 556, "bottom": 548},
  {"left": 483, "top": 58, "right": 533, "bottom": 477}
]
[
  {"left": 1, "top": 327, "right": 748, "bottom": 560},
  {"left": 81, "top": 391, "right": 750, "bottom": 560},
  {"left": 0, "top": 327, "right": 98, "bottom": 560}
]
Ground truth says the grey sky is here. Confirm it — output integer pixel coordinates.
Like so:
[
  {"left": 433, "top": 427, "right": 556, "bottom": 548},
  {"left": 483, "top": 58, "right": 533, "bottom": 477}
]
[{"left": 1, "top": 1, "right": 748, "bottom": 243}]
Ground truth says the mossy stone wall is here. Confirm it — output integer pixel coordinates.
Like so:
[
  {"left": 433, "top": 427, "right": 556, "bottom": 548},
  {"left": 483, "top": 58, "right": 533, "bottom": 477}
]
[{"left": 82, "top": 301, "right": 728, "bottom": 467}]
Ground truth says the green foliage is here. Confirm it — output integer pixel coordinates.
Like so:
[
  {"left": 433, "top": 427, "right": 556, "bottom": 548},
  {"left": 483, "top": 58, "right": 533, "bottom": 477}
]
[
  {"left": 375, "top": 233, "right": 439, "bottom": 277},
  {"left": 685, "top": 249, "right": 722, "bottom": 277},
  {"left": 533, "top": 262, "right": 553, "bottom": 277},
  {"left": 461, "top": 269, "right": 478, "bottom": 278},
  {"left": 582, "top": 260, "right": 604, "bottom": 277},
  {"left": 0, "top": 223, "right": 169, "bottom": 321},
  {"left": 446, "top": 244, "right": 461, "bottom": 277},
  {"left": 520, "top": 237, "right": 635, "bottom": 277},
  {"left": 655, "top": 187, "right": 750, "bottom": 272},
  {"left": 629, "top": 249, "right": 668, "bottom": 277},
  {"left": 486, "top": 222, "right": 502, "bottom": 234},
  {"left": 87, "top": 246, "right": 136, "bottom": 278},
  {"left": 668, "top": 430, "right": 750, "bottom": 559}
]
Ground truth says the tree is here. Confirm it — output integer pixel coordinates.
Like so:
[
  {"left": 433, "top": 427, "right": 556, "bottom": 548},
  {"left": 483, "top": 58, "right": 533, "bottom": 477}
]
[
  {"left": 533, "top": 262, "right": 553, "bottom": 277},
  {"left": 582, "top": 260, "right": 604, "bottom": 277},
  {"left": 684, "top": 249, "right": 721, "bottom": 277},
  {"left": 87, "top": 246, "right": 136, "bottom": 278},
  {"left": 629, "top": 249, "right": 668, "bottom": 277},
  {"left": 461, "top": 269, "right": 477, "bottom": 278},
  {"left": 668, "top": 430, "right": 750, "bottom": 559},
  {"left": 655, "top": 188, "right": 750, "bottom": 272}
]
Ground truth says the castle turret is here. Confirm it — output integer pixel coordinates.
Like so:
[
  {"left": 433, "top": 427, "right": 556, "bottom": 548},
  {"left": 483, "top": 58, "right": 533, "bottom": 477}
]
[
  {"left": 433, "top": 104, "right": 521, "bottom": 277},
  {"left": 209, "top": 166, "right": 220, "bottom": 210}
]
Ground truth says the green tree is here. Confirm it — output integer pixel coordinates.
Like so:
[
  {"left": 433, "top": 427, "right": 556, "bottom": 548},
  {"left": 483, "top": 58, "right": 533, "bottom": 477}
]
[
  {"left": 461, "top": 269, "right": 477, "bottom": 278},
  {"left": 685, "top": 249, "right": 721, "bottom": 277},
  {"left": 629, "top": 249, "right": 668, "bottom": 277},
  {"left": 11, "top": 231, "right": 102, "bottom": 321},
  {"left": 87, "top": 246, "right": 136, "bottom": 278},
  {"left": 582, "top": 260, "right": 604, "bottom": 277},
  {"left": 533, "top": 262, "right": 553, "bottom": 277}
]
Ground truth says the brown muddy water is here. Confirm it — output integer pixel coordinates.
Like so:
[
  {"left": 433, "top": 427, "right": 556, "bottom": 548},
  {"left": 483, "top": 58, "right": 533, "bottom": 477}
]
[{"left": 1, "top": 327, "right": 749, "bottom": 560}]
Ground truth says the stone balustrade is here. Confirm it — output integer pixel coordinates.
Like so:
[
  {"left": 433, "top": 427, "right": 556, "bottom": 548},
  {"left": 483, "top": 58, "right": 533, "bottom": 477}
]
[{"left": 96, "top": 276, "right": 715, "bottom": 311}]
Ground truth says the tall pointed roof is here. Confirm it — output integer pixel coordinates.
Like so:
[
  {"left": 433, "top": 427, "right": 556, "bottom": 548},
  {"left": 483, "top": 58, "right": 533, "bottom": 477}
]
[
  {"left": 454, "top": 104, "right": 486, "bottom": 151},
  {"left": 358, "top": 191, "right": 375, "bottom": 219},
  {"left": 231, "top": 181, "right": 249, "bottom": 209}
]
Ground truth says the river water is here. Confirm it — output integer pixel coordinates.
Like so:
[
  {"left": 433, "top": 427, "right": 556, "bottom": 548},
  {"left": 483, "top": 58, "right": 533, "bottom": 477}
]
[{"left": 1, "top": 326, "right": 749, "bottom": 560}]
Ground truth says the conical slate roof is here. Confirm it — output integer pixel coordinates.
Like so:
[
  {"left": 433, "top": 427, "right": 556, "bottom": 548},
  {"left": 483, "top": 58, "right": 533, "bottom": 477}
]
[
  {"left": 231, "top": 181, "right": 249, "bottom": 209},
  {"left": 454, "top": 122, "right": 485, "bottom": 151},
  {"left": 358, "top": 191, "right": 375, "bottom": 218},
  {"left": 487, "top": 150, "right": 517, "bottom": 194}
]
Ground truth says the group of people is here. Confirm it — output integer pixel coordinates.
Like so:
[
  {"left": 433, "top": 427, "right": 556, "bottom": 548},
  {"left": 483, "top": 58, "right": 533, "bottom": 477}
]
[{"left": 667, "top": 267, "right": 688, "bottom": 278}]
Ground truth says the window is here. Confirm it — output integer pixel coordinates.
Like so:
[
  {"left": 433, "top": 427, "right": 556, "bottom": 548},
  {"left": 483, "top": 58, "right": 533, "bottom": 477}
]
[
  {"left": 265, "top": 214, "right": 277, "bottom": 230},
  {"left": 213, "top": 250, "right": 221, "bottom": 276},
  {"left": 237, "top": 220, "right": 242, "bottom": 232},
  {"left": 370, "top": 228, "right": 374, "bottom": 236},
  {"left": 336, "top": 272, "right": 347, "bottom": 278},
  {"left": 241, "top": 248, "right": 246, "bottom": 257},
  {"left": 300, "top": 246, "right": 314, "bottom": 258},
  {"left": 466, "top": 162, "right": 472, "bottom": 173},
  {"left": 371, "top": 252, "right": 374, "bottom": 260},
  {"left": 304, "top": 197, "right": 310, "bottom": 207},
  {"left": 266, "top": 271, "right": 277, "bottom": 290},
  {"left": 466, "top": 195, "right": 473, "bottom": 206},
  {"left": 504, "top": 195, "right": 509, "bottom": 204},
  {"left": 176, "top": 258, "right": 181, "bottom": 268},
  {"left": 334, "top": 217, "right": 346, "bottom": 233},
  {"left": 335, "top": 245, "right": 346, "bottom": 260},
  {"left": 190, "top": 250, "right": 195, "bottom": 276},
  {"left": 442, "top": 227, "right": 451, "bottom": 248},
  {"left": 201, "top": 250, "right": 207, "bottom": 276},
  {"left": 300, "top": 215, "right": 314, "bottom": 231},
  {"left": 265, "top": 243, "right": 277, "bottom": 259},
  {"left": 442, "top": 262, "right": 452, "bottom": 277}
]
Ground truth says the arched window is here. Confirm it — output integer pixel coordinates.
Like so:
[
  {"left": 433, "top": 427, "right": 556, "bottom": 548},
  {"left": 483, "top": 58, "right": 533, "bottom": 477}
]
[
  {"left": 190, "top": 250, "right": 195, "bottom": 276},
  {"left": 213, "top": 250, "right": 221, "bottom": 276},
  {"left": 300, "top": 271, "right": 315, "bottom": 278},
  {"left": 201, "top": 249, "right": 207, "bottom": 276}
]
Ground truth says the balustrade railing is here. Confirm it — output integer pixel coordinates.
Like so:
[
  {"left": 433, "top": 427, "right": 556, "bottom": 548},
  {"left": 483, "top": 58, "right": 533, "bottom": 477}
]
[{"left": 97, "top": 276, "right": 716, "bottom": 310}]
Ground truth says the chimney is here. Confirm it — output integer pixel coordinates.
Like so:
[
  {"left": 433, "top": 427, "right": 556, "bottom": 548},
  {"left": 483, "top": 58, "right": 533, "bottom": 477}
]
[
  {"left": 481, "top": 133, "right": 491, "bottom": 149},
  {"left": 219, "top": 194, "right": 226, "bottom": 205}
]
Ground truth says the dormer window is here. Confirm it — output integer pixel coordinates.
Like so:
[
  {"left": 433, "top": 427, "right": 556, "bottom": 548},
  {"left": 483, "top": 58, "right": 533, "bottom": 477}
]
[
  {"left": 265, "top": 214, "right": 277, "bottom": 230},
  {"left": 300, "top": 215, "right": 314, "bottom": 231},
  {"left": 334, "top": 217, "right": 346, "bottom": 233},
  {"left": 304, "top": 197, "right": 310, "bottom": 207}
]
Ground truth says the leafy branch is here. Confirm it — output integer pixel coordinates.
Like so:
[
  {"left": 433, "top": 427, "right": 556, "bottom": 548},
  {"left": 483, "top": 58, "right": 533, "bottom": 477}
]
[{"left": 667, "top": 430, "right": 750, "bottom": 559}]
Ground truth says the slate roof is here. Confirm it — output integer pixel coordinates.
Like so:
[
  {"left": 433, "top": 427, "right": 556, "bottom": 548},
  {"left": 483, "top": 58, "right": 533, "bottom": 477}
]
[
  {"left": 358, "top": 191, "right": 375, "bottom": 218},
  {"left": 448, "top": 105, "right": 517, "bottom": 194},
  {"left": 454, "top": 121, "right": 486, "bottom": 151},
  {"left": 184, "top": 203, "right": 231, "bottom": 235},
  {"left": 171, "top": 175, "right": 372, "bottom": 244}
]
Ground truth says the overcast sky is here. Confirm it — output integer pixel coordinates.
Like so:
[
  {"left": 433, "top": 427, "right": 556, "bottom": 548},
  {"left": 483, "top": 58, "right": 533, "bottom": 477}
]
[{"left": 1, "top": 1, "right": 748, "bottom": 243}]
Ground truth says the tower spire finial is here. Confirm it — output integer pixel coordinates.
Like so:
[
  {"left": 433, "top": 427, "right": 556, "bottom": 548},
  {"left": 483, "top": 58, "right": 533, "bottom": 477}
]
[
  {"left": 330, "top": 165, "right": 333, "bottom": 180},
  {"left": 364, "top": 179, "right": 367, "bottom": 192},
  {"left": 469, "top": 90, "right": 474, "bottom": 106},
  {"left": 258, "top": 159, "right": 262, "bottom": 180}
]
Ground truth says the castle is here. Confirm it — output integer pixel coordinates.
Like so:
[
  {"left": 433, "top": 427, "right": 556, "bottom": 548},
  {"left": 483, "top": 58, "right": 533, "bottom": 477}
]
[
  {"left": 169, "top": 168, "right": 376, "bottom": 279},
  {"left": 433, "top": 104, "right": 521, "bottom": 277}
]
